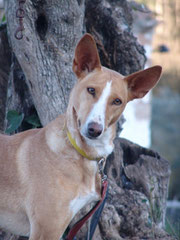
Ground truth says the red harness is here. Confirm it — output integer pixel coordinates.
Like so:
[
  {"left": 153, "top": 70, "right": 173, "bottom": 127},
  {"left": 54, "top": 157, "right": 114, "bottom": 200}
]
[{"left": 65, "top": 179, "right": 108, "bottom": 240}]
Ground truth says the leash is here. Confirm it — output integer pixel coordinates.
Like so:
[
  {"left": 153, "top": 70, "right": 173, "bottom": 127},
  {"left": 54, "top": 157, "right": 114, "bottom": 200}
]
[
  {"left": 86, "top": 182, "right": 108, "bottom": 240},
  {"left": 65, "top": 179, "right": 108, "bottom": 240}
]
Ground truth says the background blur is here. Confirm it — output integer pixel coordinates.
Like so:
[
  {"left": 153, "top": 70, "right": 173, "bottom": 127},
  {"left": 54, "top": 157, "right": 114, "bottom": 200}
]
[{"left": 121, "top": 0, "right": 180, "bottom": 234}]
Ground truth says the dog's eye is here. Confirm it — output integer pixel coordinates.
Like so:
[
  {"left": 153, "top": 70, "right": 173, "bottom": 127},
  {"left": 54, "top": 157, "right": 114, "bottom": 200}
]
[
  {"left": 87, "top": 87, "right": 95, "bottom": 96},
  {"left": 112, "top": 98, "right": 122, "bottom": 105}
]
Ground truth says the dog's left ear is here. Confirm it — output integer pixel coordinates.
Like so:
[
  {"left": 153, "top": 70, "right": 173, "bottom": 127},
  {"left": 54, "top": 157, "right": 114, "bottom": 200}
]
[
  {"left": 73, "top": 33, "right": 101, "bottom": 79},
  {"left": 125, "top": 65, "right": 162, "bottom": 101}
]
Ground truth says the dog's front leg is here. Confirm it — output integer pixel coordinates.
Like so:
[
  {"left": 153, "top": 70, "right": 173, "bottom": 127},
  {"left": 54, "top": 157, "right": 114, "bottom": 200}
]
[
  {"left": 29, "top": 223, "right": 63, "bottom": 240},
  {"left": 28, "top": 208, "right": 72, "bottom": 240}
]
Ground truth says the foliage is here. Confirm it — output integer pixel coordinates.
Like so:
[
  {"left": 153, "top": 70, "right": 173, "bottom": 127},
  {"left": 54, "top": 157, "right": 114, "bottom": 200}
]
[
  {"left": 0, "top": 14, "right": 6, "bottom": 25},
  {"left": 5, "top": 110, "right": 41, "bottom": 134},
  {"left": 24, "top": 114, "right": 41, "bottom": 128},
  {"left": 5, "top": 110, "right": 24, "bottom": 134},
  {"left": 165, "top": 217, "right": 180, "bottom": 240},
  {"left": 1, "top": 15, "right": 6, "bottom": 23}
]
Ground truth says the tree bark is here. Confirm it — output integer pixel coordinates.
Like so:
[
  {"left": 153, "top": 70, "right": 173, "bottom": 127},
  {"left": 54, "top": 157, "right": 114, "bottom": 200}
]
[
  {"left": 85, "top": 0, "right": 146, "bottom": 75},
  {"left": 0, "top": 24, "right": 11, "bottom": 132},
  {"left": 4, "top": 0, "right": 85, "bottom": 126}
]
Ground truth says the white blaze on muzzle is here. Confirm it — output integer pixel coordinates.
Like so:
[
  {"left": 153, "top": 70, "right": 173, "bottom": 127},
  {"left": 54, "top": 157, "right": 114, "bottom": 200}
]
[{"left": 81, "top": 81, "right": 112, "bottom": 138}]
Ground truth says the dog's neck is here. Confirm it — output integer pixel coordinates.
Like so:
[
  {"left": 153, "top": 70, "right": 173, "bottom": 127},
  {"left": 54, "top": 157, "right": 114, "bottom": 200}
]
[{"left": 65, "top": 105, "right": 115, "bottom": 160}]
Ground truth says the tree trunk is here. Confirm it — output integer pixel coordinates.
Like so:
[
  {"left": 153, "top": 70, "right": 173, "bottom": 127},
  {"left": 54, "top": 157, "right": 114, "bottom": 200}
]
[
  {"left": 4, "top": 0, "right": 85, "bottom": 126},
  {"left": 0, "top": 24, "right": 11, "bottom": 132},
  {"left": 85, "top": 0, "right": 146, "bottom": 75}
]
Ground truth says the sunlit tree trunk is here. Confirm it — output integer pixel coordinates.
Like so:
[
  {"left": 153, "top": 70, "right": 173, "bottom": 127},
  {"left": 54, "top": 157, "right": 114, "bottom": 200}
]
[{"left": 5, "top": 0, "right": 85, "bottom": 126}]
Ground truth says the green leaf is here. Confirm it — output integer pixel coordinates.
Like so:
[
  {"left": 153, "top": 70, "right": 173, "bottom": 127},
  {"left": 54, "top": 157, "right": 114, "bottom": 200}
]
[
  {"left": 1, "top": 15, "right": 6, "bottom": 23},
  {"left": 150, "top": 187, "right": 155, "bottom": 192},
  {"left": 5, "top": 110, "right": 24, "bottom": 134},
  {"left": 142, "top": 199, "right": 147, "bottom": 203},
  {"left": 147, "top": 216, "right": 152, "bottom": 228},
  {"left": 25, "top": 114, "right": 41, "bottom": 128}
]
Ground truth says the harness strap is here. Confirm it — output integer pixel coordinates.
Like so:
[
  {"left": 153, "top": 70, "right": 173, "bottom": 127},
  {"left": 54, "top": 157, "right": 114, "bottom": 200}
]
[{"left": 65, "top": 179, "right": 108, "bottom": 240}]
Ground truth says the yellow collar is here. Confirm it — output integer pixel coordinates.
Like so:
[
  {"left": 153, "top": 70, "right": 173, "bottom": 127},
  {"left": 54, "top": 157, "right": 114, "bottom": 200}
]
[{"left": 67, "top": 131, "right": 102, "bottom": 161}]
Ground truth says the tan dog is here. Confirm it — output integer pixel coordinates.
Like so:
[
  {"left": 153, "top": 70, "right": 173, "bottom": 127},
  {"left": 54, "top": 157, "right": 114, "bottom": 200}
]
[{"left": 0, "top": 34, "right": 162, "bottom": 240}]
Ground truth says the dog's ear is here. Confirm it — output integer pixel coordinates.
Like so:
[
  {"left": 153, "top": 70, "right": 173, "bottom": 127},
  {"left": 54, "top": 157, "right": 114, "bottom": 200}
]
[
  {"left": 125, "top": 65, "right": 162, "bottom": 101},
  {"left": 73, "top": 34, "right": 101, "bottom": 79}
]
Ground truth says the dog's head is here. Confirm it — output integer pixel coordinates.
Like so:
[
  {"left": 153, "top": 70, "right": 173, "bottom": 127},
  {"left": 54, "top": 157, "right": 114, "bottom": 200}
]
[{"left": 67, "top": 34, "right": 161, "bottom": 155}]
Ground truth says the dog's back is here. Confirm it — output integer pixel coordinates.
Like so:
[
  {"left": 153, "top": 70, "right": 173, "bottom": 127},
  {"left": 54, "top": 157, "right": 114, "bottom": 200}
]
[{"left": 0, "top": 130, "right": 40, "bottom": 191}]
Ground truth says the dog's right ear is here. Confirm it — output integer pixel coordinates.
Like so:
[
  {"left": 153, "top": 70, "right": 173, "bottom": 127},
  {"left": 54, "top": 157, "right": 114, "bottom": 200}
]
[{"left": 73, "top": 34, "right": 101, "bottom": 79}]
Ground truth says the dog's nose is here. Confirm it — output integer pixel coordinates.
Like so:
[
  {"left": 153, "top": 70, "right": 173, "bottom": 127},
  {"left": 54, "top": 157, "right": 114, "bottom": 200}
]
[{"left": 87, "top": 122, "right": 103, "bottom": 138}]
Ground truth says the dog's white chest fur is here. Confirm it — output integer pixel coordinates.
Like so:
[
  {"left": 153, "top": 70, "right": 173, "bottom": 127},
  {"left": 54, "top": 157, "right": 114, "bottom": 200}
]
[
  {"left": 69, "top": 162, "right": 100, "bottom": 218},
  {"left": 69, "top": 190, "right": 99, "bottom": 218},
  {"left": 0, "top": 210, "right": 29, "bottom": 236}
]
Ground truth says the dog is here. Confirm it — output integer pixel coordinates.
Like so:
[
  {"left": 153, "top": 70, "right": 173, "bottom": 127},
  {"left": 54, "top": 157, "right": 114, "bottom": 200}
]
[{"left": 0, "top": 33, "right": 162, "bottom": 239}]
